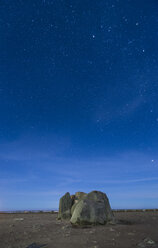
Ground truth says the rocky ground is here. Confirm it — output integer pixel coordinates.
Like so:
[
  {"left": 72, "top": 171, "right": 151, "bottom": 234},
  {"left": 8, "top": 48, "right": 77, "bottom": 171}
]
[{"left": 0, "top": 210, "right": 158, "bottom": 248}]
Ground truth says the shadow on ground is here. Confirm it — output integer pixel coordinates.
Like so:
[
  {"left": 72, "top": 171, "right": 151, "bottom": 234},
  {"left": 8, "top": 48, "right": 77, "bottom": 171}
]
[{"left": 26, "top": 243, "right": 47, "bottom": 248}]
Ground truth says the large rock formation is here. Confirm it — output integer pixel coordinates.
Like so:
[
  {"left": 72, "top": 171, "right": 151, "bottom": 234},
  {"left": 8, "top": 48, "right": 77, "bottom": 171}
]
[
  {"left": 58, "top": 192, "right": 72, "bottom": 220},
  {"left": 86, "top": 191, "right": 114, "bottom": 222},
  {"left": 70, "top": 191, "right": 115, "bottom": 225},
  {"left": 71, "top": 192, "right": 87, "bottom": 215},
  {"left": 58, "top": 190, "right": 115, "bottom": 225}
]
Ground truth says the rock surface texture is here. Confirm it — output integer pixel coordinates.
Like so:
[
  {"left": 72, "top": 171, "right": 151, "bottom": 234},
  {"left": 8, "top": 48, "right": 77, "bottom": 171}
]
[{"left": 58, "top": 190, "right": 115, "bottom": 225}]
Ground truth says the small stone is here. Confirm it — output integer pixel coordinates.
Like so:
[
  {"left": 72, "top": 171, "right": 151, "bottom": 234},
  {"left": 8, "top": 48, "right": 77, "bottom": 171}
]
[
  {"left": 116, "top": 232, "right": 120, "bottom": 237},
  {"left": 137, "top": 237, "right": 156, "bottom": 247},
  {"left": 56, "top": 221, "right": 61, "bottom": 224},
  {"left": 14, "top": 218, "right": 24, "bottom": 221},
  {"left": 9, "top": 224, "right": 15, "bottom": 227},
  {"left": 62, "top": 225, "right": 70, "bottom": 230},
  {"left": 128, "top": 232, "right": 135, "bottom": 236},
  {"left": 110, "top": 228, "right": 115, "bottom": 232},
  {"left": 144, "top": 238, "right": 155, "bottom": 245},
  {"left": 92, "top": 241, "right": 97, "bottom": 243},
  {"left": 64, "top": 233, "right": 70, "bottom": 237}
]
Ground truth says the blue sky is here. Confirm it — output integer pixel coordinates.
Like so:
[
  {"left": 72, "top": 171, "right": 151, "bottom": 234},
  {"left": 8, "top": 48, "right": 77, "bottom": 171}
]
[
  {"left": 0, "top": 0, "right": 158, "bottom": 210},
  {"left": 0, "top": 135, "right": 158, "bottom": 210}
]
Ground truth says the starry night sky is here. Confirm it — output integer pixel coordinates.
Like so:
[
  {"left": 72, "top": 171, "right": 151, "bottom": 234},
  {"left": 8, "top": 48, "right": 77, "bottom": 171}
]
[{"left": 0, "top": 0, "right": 158, "bottom": 210}]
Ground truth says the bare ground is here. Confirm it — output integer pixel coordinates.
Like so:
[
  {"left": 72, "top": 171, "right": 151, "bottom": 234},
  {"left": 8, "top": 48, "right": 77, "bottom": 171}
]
[{"left": 0, "top": 211, "right": 158, "bottom": 248}]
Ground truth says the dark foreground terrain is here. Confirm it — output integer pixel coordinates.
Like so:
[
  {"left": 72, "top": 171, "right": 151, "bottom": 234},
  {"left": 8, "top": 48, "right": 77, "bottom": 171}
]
[{"left": 0, "top": 210, "right": 158, "bottom": 248}]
